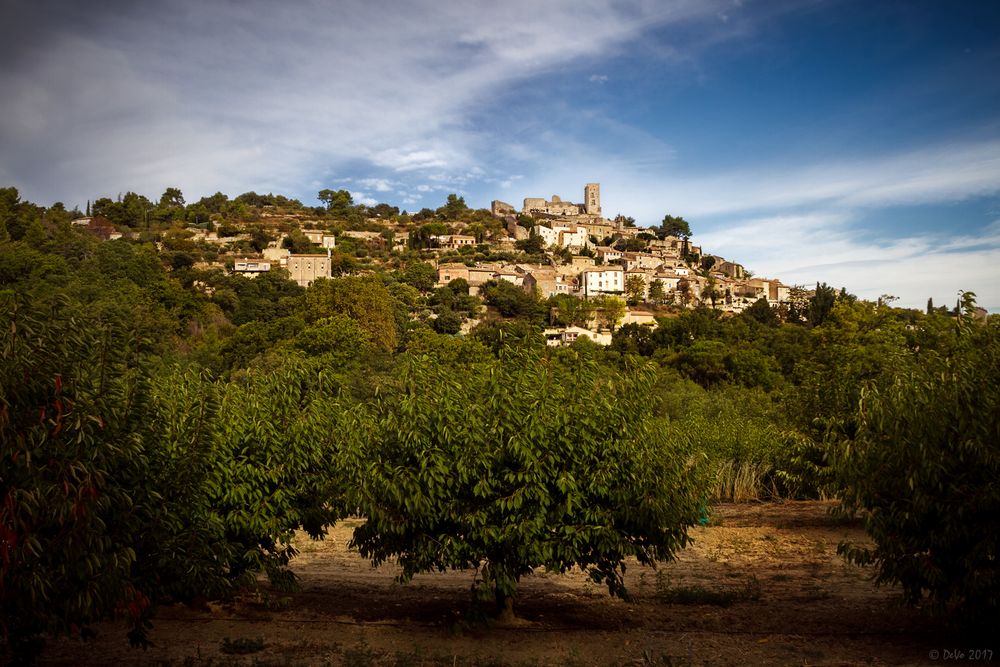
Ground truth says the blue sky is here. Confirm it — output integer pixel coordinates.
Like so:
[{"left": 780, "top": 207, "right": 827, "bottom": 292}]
[{"left": 2, "top": 0, "right": 999, "bottom": 310}]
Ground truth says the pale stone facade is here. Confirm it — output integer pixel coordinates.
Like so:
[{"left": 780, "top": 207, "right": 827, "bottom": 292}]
[
  {"left": 262, "top": 246, "right": 289, "bottom": 264},
  {"left": 621, "top": 310, "right": 657, "bottom": 327},
  {"left": 769, "top": 282, "right": 791, "bottom": 303},
  {"left": 581, "top": 266, "right": 624, "bottom": 297},
  {"left": 437, "top": 234, "right": 476, "bottom": 249},
  {"left": 584, "top": 183, "right": 601, "bottom": 216},
  {"left": 718, "top": 260, "right": 744, "bottom": 279},
  {"left": 544, "top": 326, "right": 612, "bottom": 347},
  {"left": 578, "top": 220, "right": 616, "bottom": 240},
  {"left": 437, "top": 263, "right": 470, "bottom": 285},
  {"left": 523, "top": 195, "right": 581, "bottom": 216},
  {"left": 287, "top": 254, "right": 331, "bottom": 287},
  {"left": 521, "top": 183, "right": 603, "bottom": 218},
  {"left": 651, "top": 273, "right": 680, "bottom": 293},
  {"left": 491, "top": 200, "right": 516, "bottom": 217},
  {"left": 233, "top": 260, "right": 271, "bottom": 277},
  {"left": 621, "top": 252, "right": 662, "bottom": 271},
  {"left": 523, "top": 266, "right": 578, "bottom": 298},
  {"left": 536, "top": 224, "right": 589, "bottom": 249},
  {"left": 302, "top": 230, "right": 336, "bottom": 247},
  {"left": 595, "top": 246, "right": 622, "bottom": 263}
]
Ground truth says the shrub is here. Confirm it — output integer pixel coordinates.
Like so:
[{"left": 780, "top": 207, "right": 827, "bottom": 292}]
[
  {"left": 346, "top": 344, "right": 706, "bottom": 619},
  {"left": 1, "top": 294, "right": 155, "bottom": 658},
  {"left": 834, "top": 309, "right": 1000, "bottom": 622},
  {"left": 0, "top": 293, "right": 348, "bottom": 659}
]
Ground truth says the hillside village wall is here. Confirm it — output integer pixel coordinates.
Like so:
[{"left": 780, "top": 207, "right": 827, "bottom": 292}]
[{"left": 521, "top": 183, "right": 603, "bottom": 218}]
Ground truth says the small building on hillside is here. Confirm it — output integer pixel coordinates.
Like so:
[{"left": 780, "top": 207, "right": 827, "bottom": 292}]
[
  {"left": 595, "top": 246, "right": 623, "bottom": 264},
  {"left": 581, "top": 266, "right": 624, "bottom": 298},
  {"left": 544, "top": 326, "right": 613, "bottom": 347},
  {"left": 303, "top": 230, "right": 337, "bottom": 249},
  {"left": 443, "top": 234, "right": 476, "bottom": 249},
  {"left": 536, "top": 224, "right": 589, "bottom": 249},
  {"left": 262, "top": 246, "right": 289, "bottom": 265},
  {"left": 233, "top": 260, "right": 272, "bottom": 277},
  {"left": 287, "top": 253, "right": 331, "bottom": 287}
]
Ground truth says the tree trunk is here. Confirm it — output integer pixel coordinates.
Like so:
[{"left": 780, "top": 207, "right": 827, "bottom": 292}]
[{"left": 495, "top": 588, "right": 516, "bottom": 624}]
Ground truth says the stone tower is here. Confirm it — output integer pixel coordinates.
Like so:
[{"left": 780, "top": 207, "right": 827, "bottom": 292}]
[{"left": 584, "top": 183, "right": 601, "bottom": 216}]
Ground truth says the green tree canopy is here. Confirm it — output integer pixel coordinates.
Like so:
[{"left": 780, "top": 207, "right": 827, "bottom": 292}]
[
  {"left": 625, "top": 275, "right": 646, "bottom": 307},
  {"left": 808, "top": 282, "right": 837, "bottom": 326},
  {"left": 834, "top": 296, "right": 1000, "bottom": 623},
  {"left": 438, "top": 193, "right": 468, "bottom": 220},
  {"left": 346, "top": 347, "right": 705, "bottom": 619},
  {"left": 592, "top": 294, "right": 626, "bottom": 331},
  {"left": 318, "top": 188, "right": 353, "bottom": 215},
  {"left": 303, "top": 275, "right": 398, "bottom": 351},
  {"left": 744, "top": 297, "right": 779, "bottom": 327},
  {"left": 659, "top": 214, "right": 691, "bottom": 240},
  {"left": 403, "top": 261, "right": 437, "bottom": 293},
  {"left": 480, "top": 279, "right": 540, "bottom": 320},
  {"left": 158, "top": 187, "right": 185, "bottom": 209}
]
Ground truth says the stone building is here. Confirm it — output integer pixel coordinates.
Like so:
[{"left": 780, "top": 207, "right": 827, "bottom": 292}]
[
  {"left": 491, "top": 200, "right": 516, "bottom": 216},
  {"left": 521, "top": 183, "right": 604, "bottom": 218},
  {"left": 522, "top": 194, "right": 582, "bottom": 216},
  {"left": 303, "top": 230, "right": 337, "bottom": 249},
  {"left": 584, "top": 183, "right": 601, "bottom": 216},
  {"left": 262, "top": 246, "right": 289, "bottom": 264},
  {"left": 535, "top": 224, "right": 589, "bottom": 249},
  {"left": 233, "top": 260, "right": 272, "bottom": 277},
  {"left": 287, "top": 253, "right": 332, "bottom": 287},
  {"left": 581, "top": 266, "right": 624, "bottom": 298}
]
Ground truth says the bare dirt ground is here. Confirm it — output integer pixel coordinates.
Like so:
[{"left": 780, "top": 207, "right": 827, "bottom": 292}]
[{"left": 40, "top": 501, "right": 995, "bottom": 666}]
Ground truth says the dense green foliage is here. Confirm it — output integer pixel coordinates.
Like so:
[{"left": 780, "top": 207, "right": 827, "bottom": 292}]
[
  {"left": 348, "top": 345, "right": 704, "bottom": 616},
  {"left": 0, "top": 291, "right": 348, "bottom": 659},
  {"left": 2, "top": 186, "right": 998, "bottom": 656},
  {"left": 834, "top": 303, "right": 1000, "bottom": 623}
]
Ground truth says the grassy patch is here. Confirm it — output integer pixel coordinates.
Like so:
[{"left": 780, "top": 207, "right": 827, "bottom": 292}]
[{"left": 656, "top": 573, "right": 761, "bottom": 607}]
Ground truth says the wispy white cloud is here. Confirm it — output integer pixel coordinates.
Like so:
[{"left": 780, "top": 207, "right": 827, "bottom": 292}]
[
  {"left": 0, "top": 0, "right": 732, "bottom": 207},
  {"left": 355, "top": 178, "right": 395, "bottom": 193},
  {"left": 348, "top": 191, "right": 379, "bottom": 207},
  {"left": 697, "top": 213, "right": 1000, "bottom": 311},
  {"left": 3, "top": 0, "right": 997, "bottom": 309},
  {"left": 532, "top": 137, "right": 1000, "bottom": 224}
]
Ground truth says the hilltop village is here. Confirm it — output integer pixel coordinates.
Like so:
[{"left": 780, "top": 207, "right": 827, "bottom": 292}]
[
  {"left": 60, "top": 183, "right": 797, "bottom": 344},
  {"left": 4, "top": 180, "right": 997, "bottom": 665}
]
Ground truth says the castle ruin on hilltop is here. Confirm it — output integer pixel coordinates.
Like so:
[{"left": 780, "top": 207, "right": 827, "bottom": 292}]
[{"left": 492, "top": 183, "right": 603, "bottom": 219}]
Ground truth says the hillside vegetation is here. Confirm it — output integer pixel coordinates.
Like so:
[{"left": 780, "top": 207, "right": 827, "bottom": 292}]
[{"left": 2, "top": 186, "right": 998, "bottom": 661}]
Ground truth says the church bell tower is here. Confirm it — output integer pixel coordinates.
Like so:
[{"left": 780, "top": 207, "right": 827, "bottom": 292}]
[{"left": 584, "top": 183, "right": 601, "bottom": 216}]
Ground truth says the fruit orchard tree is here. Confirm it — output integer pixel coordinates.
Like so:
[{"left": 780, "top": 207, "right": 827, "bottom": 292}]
[
  {"left": 346, "top": 344, "right": 706, "bottom": 620},
  {"left": 834, "top": 294, "right": 1000, "bottom": 623}
]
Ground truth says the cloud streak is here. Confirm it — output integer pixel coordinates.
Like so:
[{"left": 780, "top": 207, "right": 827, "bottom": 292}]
[
  {"left": 0, "top": 0, "right": 732, "bottom": 206},
  {"left": 697, "top": 214, "right": 1000, "bottom": 311},
  {"left": 2, "top": 1, "right": 998, "bottom": 309}
]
